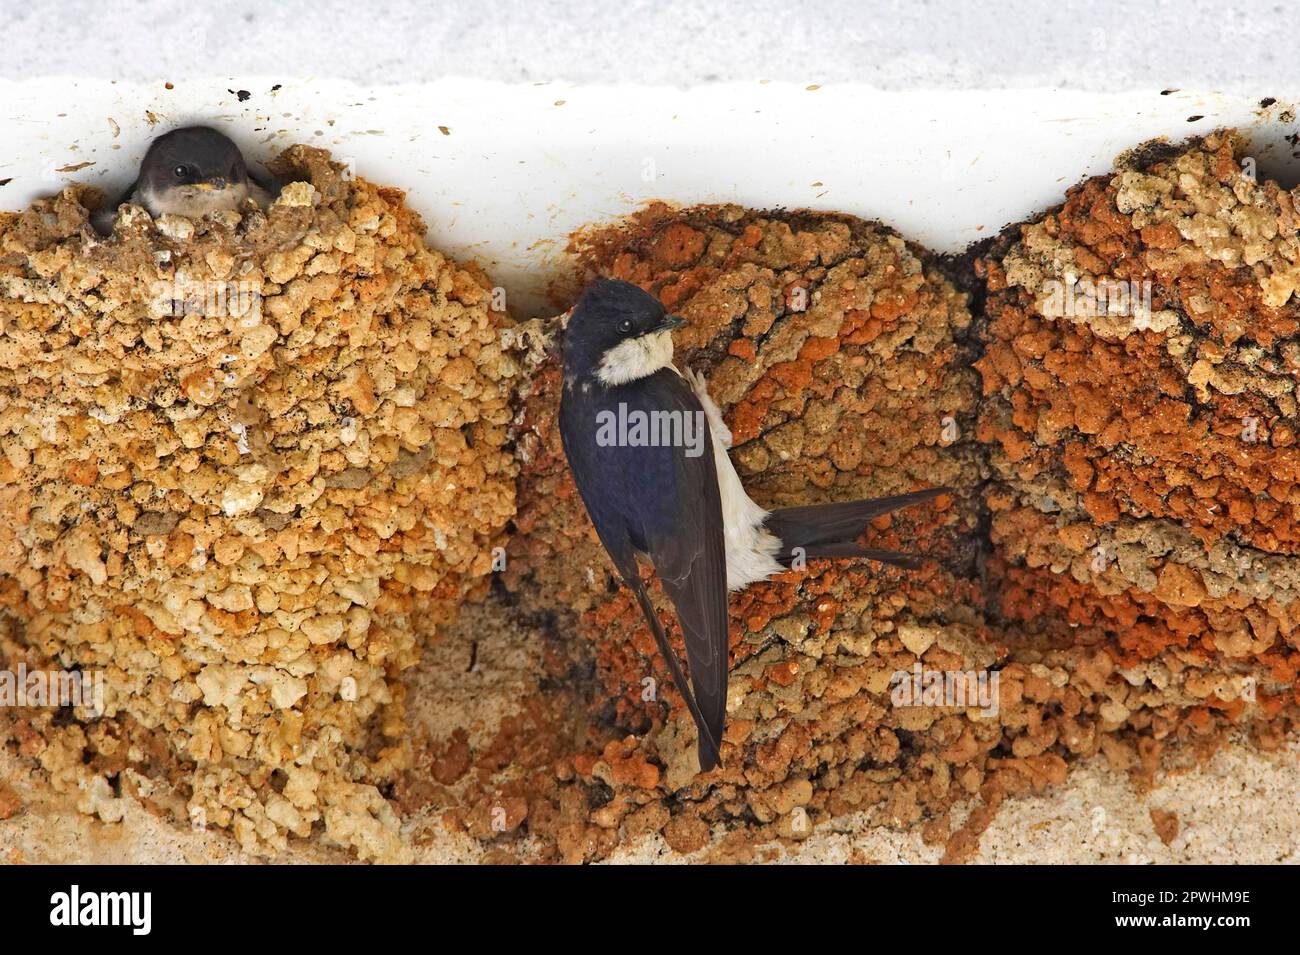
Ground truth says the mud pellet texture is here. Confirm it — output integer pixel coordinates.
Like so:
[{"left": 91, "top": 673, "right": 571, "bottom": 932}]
[
  {"left": 504, "top": 205, "right": 990, "bottom": 860},
  {"left": 975, "top": 130, "right": 1300, "bottom": 820},
  {"left": 0, "top": 146, "right": 517, "bottom": 860}
]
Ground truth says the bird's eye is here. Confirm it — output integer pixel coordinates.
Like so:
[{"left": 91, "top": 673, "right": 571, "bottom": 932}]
[
  {"left": 173, "top": 164, "right": 190, "bottom": 180},
  {"left": 617, "top": 319, "right": 634, "bottom": 334}
]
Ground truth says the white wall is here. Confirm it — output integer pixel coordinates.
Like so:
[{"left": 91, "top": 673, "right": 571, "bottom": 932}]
[
  {"left": 2, "top": 0, "right": 1294, "bottom": 90},
  {"left": 3, "top": 1, "right": 1298, "bottom": 315}
]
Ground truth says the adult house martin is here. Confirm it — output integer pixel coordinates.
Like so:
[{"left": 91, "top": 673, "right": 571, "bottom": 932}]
[{"left": 558, "top": 279, "right": 947, "bottom": 772}]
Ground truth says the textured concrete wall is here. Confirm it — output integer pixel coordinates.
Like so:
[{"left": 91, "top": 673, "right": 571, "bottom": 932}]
[{"left": 1, "top": 0, "right": 1295, "bottom": 90}]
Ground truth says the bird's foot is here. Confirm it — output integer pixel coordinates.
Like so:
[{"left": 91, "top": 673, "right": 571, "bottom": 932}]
[{"left": 684, "top": 366, "right": 733, "bottom": 448}]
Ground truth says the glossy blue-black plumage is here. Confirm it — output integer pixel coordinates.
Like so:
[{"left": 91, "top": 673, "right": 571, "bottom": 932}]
[
  {"left": 559, "top": 280, "right": 728, "bottom": 771},
  {"left": 557, "top": 279, "right": 950, "bottom": 774}
]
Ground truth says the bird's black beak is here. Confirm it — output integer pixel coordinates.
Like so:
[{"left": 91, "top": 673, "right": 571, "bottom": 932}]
[{"left": 655, "top": 314, "right": 687, "bottom": 333}]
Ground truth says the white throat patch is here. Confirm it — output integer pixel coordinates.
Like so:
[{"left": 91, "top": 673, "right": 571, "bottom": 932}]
[
  {"left": 596, "top": 330, "right": 675, "bottom": 386},
  {"left": 137, "top": 182, "right": 256, "bottom": 219}
]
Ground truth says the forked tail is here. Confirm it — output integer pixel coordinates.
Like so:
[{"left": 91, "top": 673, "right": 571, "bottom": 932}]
[{"left": 765, "top": 487, "right": 949, "bottom": 569}]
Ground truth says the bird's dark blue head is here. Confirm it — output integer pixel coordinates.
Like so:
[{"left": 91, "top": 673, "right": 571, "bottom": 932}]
[
  {"left": 139, "top": 126, "right": 251, "bottom": 194},
  {"left": 135, "top": 126, "right": 257, "bottom": 218},
  {"left": 562, "top": 279, "right": 686, "bottom": 387}
]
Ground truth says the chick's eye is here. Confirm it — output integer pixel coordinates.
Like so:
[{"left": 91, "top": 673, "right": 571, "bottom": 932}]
[
  {"left": 173, "top": 164, "right": 189, "bottom": 179},
  {"left": 617, "top": 319, "right": 634, "bottom": 334}
]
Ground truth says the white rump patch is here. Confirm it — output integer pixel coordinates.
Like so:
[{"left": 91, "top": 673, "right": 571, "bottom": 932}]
[{"left": 684, "top": 368, "right": 783, "bottom": 591}]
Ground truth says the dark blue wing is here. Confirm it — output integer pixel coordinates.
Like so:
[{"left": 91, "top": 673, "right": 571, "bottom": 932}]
[{"left": 560, "top": 370, "right": 729, "bottom": 769}]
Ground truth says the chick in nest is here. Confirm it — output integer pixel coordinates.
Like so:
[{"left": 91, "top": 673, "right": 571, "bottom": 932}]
[{"left": 95, "top": 125, "right": 275, "bottom": 231}]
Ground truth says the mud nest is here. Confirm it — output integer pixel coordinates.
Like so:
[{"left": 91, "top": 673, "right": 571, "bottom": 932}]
[
  {"left": 502, "top": 204, "right": 992, "bottom": 860},
  {"left": 976, "top": 129, "right": 1300, "bottom": 786},
  {"left": 489, "top": 133, "right": 1300, "bottom": 863},
  {"left": 0, "top": 146, "right": 516, "bottom": 860}
]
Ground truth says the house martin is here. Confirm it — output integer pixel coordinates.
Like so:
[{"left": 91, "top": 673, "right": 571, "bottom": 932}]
[
  {"left": 101, "top": 126, "right": 273, "bottom": 228},
  {"left": 558, "top": 278, "right": 947, "bottom": 772}
]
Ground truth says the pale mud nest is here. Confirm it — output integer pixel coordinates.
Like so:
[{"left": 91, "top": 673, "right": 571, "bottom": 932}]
[{"left": 0, "top": 146, "right": 516, "bottom": 860}]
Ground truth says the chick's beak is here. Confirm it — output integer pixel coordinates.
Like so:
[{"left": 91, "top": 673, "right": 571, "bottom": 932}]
[
  {"left": 656, "top": 314, "right": 687, "bottom": 333},
  {"left": 193, "top": 178, "right": 228, "bottom": 192}
]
